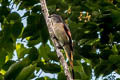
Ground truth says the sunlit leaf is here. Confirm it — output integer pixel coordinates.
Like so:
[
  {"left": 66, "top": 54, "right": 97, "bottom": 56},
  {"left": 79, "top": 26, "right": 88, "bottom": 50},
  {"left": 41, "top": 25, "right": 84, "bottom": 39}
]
[{"left": 16, "top": 43, "right": 29, "bottom": 59}]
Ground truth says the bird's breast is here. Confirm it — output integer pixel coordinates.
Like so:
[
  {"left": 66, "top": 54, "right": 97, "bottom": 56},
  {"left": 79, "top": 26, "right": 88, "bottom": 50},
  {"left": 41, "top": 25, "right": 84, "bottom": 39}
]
[{"left": 52, "top": 23, "right": 69, "bottom": 45}]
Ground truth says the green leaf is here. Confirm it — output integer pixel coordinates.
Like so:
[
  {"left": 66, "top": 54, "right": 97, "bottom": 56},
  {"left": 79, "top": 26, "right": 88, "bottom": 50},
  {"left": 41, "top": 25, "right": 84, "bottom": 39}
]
[
  {"left": 47, "top": 51, "right": 59, "bottom": 62},
  {"left": 27, "top": 33, "right": 41, "bottom": 47},
  {"left": 100, "top": 50, "right": 113, "bottom": 60},
  {"left": 116, "top": 78, "right": 120, "bottom": 80},
  {"left": 109, "top": 55, "right": 120, "bottom": 64},
  {"left": 11, "top": 22, "right": 23, "bottom": 39},
  {"left": 40, "top": 24, "right": 49, "bottom": 44},
  {"left": 4, "top": 57, "right": 32, "bottom": 80},
  {"left": 74, "top": 60, "right": 89, "bottom": 79},
  {"left": 0, "top": 74, "right": 4, "bottom": 80},
  {"left": 111, "top": 9, "right": 120, "bottom": 25},
  {"left": 4, "top": 61, "right": 23, "bottom": 80},
  {"left": 22, "top": 13, "right": 42, "bottom": 38},
  {"left": 37, "top": 76, "right": 57, "bottom": 80},
  {"left": 94, "top": 60, "right": 115, "bottom": 78},
  {"left": 7, "top": 12, "right": 21, "bottom": 22},
  {"left": 2, "top": 60, "right": 15, "bottom": 71},
  {"left": 82, "top": 63, "right": 91, "bottom": 77},
  {"left": 15, "top": 64, "right": 36, "bottom": 80},
  {"left": 26, "top": 73, "right": 35, "bottom": 80},
  {"left": 16, "top": 43, "right": 29, "bottom": 59},
  {"left": 0, "top": 34, "right": 15, "bottom": 56},
  {"left": 42, "top": 63, "right": 61, "bottom": 73},
  {"left": 28, "top": 47, "right": 39, "bottom": 61},
  {"left": 58, "top": 72, "right": 66, "bottom": 80},
  {"left": 39, "top": 44, "right": 51, "bottom": 60},
  {"left": 112, "top": 44, "right": 118, "bottom": 54},
  {"left": 0, "top": 7, "right": 10, "bottom": 19},
  {"left": 0, "top": 48, "right": 7, "bottom": 68}
]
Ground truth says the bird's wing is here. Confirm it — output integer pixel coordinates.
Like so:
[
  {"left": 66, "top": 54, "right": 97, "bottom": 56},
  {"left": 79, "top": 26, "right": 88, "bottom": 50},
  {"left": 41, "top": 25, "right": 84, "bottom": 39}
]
[{"left": 63, "top": 23, "right": 73, "bottom": 51}]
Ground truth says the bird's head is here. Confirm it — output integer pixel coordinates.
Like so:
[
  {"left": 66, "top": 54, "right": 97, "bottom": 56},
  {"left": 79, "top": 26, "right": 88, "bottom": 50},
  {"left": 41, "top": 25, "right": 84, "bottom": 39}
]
[{"left": 49, "top": 14, "right": 63, "bottom": 23}]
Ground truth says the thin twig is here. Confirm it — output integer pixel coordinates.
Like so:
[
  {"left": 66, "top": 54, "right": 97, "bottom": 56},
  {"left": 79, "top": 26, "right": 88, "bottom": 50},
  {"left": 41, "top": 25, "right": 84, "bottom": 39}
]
[{"left": 39, "top": 0, "right": 73, "bottom": 80}]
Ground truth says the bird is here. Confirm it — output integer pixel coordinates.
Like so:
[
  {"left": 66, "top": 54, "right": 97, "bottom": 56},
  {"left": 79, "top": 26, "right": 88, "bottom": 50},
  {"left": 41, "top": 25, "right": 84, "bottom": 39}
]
[{"left": 49, "top": 14, "right": 74, "bottom": 79}]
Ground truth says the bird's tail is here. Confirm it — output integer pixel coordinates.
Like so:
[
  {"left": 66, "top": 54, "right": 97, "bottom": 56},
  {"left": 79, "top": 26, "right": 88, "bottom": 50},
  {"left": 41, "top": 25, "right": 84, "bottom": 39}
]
[
  {"left": 63, "top": 45, "right": 75, "bottom": 79},
  {"left": 69, "top": 52, "right": 75, "bottom": 79}
]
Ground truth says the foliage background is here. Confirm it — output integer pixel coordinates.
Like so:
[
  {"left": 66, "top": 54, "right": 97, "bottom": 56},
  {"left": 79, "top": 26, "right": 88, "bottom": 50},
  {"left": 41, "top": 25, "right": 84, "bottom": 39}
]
[{"left": 0, "top": 0, "right": 120, "bottom": 80}]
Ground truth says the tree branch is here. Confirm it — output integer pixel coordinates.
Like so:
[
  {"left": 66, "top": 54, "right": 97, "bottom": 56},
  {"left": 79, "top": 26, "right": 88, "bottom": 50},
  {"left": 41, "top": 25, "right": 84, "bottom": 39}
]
[{"left": 40, "top": 0, "right": 73, "bottom": 80}]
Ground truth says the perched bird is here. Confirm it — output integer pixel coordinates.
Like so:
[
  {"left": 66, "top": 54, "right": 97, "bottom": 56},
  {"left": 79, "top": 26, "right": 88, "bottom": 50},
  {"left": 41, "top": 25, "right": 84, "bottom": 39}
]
[{"left": 49, "top": 14, "right": 74, "bottom": 79}]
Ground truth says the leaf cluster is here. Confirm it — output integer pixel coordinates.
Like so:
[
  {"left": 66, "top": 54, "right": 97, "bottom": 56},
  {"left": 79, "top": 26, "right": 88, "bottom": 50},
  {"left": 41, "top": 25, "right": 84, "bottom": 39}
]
[{"left": 0, "top": 0, "right": 120, "bottom": 80}]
